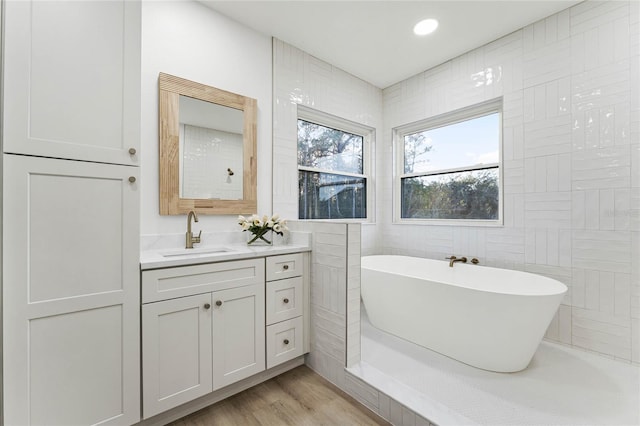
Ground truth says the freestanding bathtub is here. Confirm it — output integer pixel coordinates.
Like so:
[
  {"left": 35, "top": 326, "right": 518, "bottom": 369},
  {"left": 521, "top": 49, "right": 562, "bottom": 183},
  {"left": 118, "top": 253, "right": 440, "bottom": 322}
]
[{"left": 361, "top": 255, "right": 567, "bottom": 373}]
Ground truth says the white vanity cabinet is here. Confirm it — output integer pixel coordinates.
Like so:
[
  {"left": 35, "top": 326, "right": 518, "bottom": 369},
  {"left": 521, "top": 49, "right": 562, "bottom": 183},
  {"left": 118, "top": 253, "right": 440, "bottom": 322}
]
[
  {"left": 141, "top": 259, "right": 266, "bottom": 419},
  {"left": 140, "top": 251, "right": 310, "bottom": 421}
]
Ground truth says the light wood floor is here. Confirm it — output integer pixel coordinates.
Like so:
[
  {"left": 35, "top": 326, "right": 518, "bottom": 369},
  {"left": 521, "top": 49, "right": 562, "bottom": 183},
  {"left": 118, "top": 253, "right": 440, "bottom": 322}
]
[{"left": 169, "top": 365, "right": 390, "bottom": 426}]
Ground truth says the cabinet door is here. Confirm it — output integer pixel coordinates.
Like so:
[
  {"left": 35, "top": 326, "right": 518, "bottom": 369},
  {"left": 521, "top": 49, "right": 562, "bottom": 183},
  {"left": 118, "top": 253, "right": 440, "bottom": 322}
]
[
  {"left": 142, "top": 294, "right": 213, "bottom": 419},
  {"left": 3, "top": 0, "right": 141, "bottom": 165},
  {"left": 2, "top": 154, "right": 140, "bottom": 425},
  {"left": 212, "top": 283, "right": 265, "bottom": 390}
]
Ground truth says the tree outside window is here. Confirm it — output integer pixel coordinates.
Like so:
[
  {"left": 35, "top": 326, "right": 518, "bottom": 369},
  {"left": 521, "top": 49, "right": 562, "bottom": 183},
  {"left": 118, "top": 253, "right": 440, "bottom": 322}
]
[
  {"left": 398, "top": 104, "right": 501, "bottom": 222},
  {"left": 297, "top": 119, "right": 368, "bottom": 220}
]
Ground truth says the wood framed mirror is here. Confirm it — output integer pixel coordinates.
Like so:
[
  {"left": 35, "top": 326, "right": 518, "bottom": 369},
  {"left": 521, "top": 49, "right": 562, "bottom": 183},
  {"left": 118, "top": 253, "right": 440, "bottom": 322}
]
[{"left": 159, "top": 72, "right": 257, "bottom": 215}]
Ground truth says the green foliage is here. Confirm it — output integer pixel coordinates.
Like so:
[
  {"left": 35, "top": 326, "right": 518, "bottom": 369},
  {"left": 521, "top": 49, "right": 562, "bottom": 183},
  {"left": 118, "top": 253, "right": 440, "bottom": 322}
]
[
  {"left": 297, "top": 119, "right": 366, "bottom": 219},
  {"left": 402, "top": 169, "right": 499, "bottom": 220}
]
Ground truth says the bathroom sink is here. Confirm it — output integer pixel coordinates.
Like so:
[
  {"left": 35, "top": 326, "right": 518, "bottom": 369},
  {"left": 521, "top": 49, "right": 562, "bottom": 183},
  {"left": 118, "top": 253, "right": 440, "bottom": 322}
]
[{"left": 159, "top": 247, "right": 233, "bottom": 258}]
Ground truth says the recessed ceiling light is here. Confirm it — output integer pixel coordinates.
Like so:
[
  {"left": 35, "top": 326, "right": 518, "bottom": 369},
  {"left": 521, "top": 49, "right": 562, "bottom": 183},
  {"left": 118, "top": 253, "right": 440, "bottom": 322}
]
[{"left": 413, "top": 19, "right": 439, "bottom": 36}]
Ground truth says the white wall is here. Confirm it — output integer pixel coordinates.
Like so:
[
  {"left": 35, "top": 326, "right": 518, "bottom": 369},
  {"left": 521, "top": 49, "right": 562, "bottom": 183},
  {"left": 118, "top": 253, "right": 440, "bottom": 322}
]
[
  {"left": 380, "top": 0, "right": 639, "bottom": 362},
  {"left": 140, "top": 1, "right": 272, "bottom": 236}
]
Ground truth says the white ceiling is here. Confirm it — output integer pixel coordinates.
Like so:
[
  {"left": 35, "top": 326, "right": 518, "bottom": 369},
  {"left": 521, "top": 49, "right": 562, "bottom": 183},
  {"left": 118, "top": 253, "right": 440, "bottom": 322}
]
[{"left": 201, "top": 0, "right": 582, "bottom": 89}]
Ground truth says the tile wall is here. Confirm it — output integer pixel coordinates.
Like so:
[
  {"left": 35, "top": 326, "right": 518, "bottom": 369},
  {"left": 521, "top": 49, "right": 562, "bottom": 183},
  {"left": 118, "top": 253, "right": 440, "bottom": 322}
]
[
  {"left": 381, "top": 0, "right": 639, "bottom": 362},
  {"left": 288, "top": 221, "right": 433, "bottom": 425},
  {"left": 275, "top": 2, "right": 638, "bottom": 424},
  {"left": 181, "top": 125, "right": 244, "bottom": 200},
  {"left": 271, "top": 38, "right": 383, "bottom": 252},
  {"left": 271, "top": 34, "right": 384, "bottom": 384},
  {"left": 274, "top": 40, "right": 434, "bottom": 424}
]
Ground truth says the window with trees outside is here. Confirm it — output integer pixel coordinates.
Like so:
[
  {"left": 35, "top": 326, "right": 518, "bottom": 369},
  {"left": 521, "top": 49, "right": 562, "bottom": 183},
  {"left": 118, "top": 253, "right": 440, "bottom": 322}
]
[
  {"left": 396, "top": 100, "right": 502, "bottom": 223},
  {"left": 297, "top": 111, "right": 370, "bottom": 220}
]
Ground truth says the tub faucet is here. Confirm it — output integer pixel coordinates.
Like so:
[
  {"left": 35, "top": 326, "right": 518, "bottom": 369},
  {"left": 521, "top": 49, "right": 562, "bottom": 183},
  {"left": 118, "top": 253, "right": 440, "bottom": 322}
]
[
  {"left": 186, "top": 210, "right": 201, "bottom": 249},
  {"left": 445, "top": 255, "right": 467, "bottom": 267}
]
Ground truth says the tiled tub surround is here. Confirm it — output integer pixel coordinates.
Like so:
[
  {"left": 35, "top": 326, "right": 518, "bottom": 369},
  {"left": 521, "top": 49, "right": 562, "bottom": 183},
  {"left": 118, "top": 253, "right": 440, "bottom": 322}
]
[
  {"left": 285, "top": 221, "right": 363, "bottom": 373},
  {"left": 380, "top": 0, "right": 640, "bottom": 363},
  {"left": 285, "top": 221, "right": 434, "bottom": 426},
  {"left": 273, "top": 0, "right": 640, "bottom": 364},
  {"left": 272, "top": 1, "right": 639, "bottom": 425}
]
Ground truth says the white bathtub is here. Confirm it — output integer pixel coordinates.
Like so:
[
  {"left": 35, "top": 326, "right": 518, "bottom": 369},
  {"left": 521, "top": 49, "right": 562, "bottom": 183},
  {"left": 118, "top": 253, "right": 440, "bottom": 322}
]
[{"left": 361, "top": 255, "right": 567, "bottom": 373}]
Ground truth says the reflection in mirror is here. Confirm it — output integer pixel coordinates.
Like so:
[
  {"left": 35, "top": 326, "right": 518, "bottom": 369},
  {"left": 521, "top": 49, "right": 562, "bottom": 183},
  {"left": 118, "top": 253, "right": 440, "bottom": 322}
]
[
  {"left": 159, "top": 73, "right": 257, "bottom": 215},
  {"left": 179, "top": 96, "right": 244, "bottom": 200}
]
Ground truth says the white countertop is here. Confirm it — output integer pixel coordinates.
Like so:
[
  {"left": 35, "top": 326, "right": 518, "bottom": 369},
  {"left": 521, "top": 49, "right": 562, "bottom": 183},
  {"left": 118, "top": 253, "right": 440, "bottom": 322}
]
[
  {"left": 140, "top": 243, "right": 311, "bottom": 270},
  {"left": 140, "top": 231, "right": 311, "bottom": 270}
]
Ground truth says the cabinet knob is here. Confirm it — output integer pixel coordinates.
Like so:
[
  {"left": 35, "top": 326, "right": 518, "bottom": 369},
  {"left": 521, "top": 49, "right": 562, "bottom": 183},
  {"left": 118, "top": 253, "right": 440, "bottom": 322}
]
[
  {"left": 128, "top": 148, "right": 137, "bottom": 155},
  {"left": 283, "top": 264, "right": 289, "bottom": 270},
  {"left": 204, "top": 303, "right": 211, "bottom": 309},
  {"left": 283, "top": 298, "right": 289, "bottom": 304},
  {"left": 128, "top": 176, "right": 136, "bottom": 183},
  {"left": 283, "top": 339, "right": 289, "bottom": 345},
  {"left": 215, "top": 300, "right": 222, "bottom": 307}
]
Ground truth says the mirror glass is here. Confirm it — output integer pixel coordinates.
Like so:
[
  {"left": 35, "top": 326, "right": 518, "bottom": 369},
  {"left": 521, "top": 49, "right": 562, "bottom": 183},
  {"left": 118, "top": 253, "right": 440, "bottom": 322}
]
[
  {"left": 159, "top": 73, "right": 257, "bottom": 215},
  {"left": 179, "top": 95, "right": 244, "bottom": 200}
]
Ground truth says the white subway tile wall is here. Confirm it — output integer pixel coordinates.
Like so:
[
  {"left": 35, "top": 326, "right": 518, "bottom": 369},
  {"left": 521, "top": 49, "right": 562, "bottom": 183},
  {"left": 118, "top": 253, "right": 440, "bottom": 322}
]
[
  {"left": 286, "top": 221, "right": 432, "bottom": 424},
  {"left": 276, "top": 1, "right": 638, "bottom": 423},
  {"left": 272, "top": 38, "right": 383, "bottom": 254},
  {"left": 181, "top": 125, "right": 244, "bottom": 200},
  {"left": 347, "top": 223, "right": 362, "bottom": 368},
  {"left": 273, "top": 38, "right": 415, "bottom": 422},
  {"left": 382, "top": 0, "right": 639, "bottom": 363}
]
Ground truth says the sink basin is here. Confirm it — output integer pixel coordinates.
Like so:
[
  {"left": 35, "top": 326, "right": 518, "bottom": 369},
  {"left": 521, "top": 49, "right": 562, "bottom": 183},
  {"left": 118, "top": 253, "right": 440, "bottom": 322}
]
[{"left": 159, "top": 247, "right": 232, "bottom": 257}]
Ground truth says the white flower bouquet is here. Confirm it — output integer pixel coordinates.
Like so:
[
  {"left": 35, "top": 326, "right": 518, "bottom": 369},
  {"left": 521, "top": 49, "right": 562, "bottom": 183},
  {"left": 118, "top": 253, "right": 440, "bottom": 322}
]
[{"left": 238, "top": 214, "right": 288, "bottom": 245}]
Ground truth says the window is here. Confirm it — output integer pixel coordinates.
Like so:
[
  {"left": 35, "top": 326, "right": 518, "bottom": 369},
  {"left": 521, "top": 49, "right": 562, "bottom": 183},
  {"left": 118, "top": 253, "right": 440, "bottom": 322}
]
[
  {"left": 395, "top": 100, "right": 502, "bottom": 224},
  {"left": 297, "top": 109, "right": 372, "bottom": 220}
]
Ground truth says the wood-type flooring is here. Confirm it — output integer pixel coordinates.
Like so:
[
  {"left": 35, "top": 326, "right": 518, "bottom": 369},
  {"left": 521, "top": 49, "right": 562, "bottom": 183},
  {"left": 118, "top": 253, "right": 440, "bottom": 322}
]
[{"left": 169, "top": 365, "right": 390, "bottom": 426}]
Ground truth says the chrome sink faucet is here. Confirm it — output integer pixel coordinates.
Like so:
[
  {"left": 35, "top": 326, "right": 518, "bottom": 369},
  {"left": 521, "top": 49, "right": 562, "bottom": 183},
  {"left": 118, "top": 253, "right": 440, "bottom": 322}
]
[
  {"left": 186, "top": 210, "right": 202, "bottom": 249},
  {"left": 445, "top": 255, "right": 467, "bottom": 267}
]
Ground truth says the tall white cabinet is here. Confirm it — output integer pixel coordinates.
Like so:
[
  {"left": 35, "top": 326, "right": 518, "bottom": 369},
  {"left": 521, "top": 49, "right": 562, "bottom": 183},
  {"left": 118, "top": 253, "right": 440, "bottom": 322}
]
[
  {"left": 2, "top": 1, "right": 141, "bottom": 424},
  {"left": 3, "top": 0, "right": 141, "bottom": 164}
]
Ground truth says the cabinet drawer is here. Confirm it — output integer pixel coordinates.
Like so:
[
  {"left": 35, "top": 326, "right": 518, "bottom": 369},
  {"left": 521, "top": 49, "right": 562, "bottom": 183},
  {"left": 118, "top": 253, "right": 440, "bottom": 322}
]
[
  {"left": 266, "top": 316, "right": 304, "bottom": 369},
  {"left": 142, "top": 258, "right": 264, "bottom": 303},
  {"left": 266, "top": 253, "right": 303, "bottom": 281},
  {"left": 266, "top": 277, "right": 303, "bottom": 325}
]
